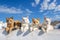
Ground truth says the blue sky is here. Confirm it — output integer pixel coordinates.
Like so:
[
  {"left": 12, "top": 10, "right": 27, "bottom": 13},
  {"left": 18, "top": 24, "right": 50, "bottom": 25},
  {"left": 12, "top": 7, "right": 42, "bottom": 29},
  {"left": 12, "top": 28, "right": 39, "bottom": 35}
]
[{"left": 0, "top": 0, "right": 60, "bottom": 23}]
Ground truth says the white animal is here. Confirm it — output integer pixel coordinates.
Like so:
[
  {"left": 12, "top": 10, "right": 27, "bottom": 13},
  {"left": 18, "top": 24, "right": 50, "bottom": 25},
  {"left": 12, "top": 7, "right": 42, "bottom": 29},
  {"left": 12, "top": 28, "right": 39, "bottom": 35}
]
[
  {"left": 42, "top": 17, "right": 54, "bottom": 32},
  {"left": 0, "top": 21, "right": 7, "bottom": 29},
  {"left": 21, "top": 16, "right": 30, "bottom": 32}
]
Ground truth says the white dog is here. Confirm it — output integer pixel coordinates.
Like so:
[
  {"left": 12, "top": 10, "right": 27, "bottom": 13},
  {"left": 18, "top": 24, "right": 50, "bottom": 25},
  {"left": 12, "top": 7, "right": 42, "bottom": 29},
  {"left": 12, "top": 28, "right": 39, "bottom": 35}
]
[
  {"left": 42, "top": 17, "right": 54, "bottom": 32},
  {"left": 0, "top": 21, "right": 7, "bottom": 30},
  {"left": 21, "top": 16, "right": 30, "bottom": 32}
]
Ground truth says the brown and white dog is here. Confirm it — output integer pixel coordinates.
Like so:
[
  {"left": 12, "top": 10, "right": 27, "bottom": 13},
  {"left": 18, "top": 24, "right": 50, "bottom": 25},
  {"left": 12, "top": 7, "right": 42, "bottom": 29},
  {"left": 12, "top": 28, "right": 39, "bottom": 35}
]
[
  {"left": 5, "top": 17, "right": 21, "bottom": 33},
  {"left": 30, "top": 18, "right": 40, "bottom": 31}
]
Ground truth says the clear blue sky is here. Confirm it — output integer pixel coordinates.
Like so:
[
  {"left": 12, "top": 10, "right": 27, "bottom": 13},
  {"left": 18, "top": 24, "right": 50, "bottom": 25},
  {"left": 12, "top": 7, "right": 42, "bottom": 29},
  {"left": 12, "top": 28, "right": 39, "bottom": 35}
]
[{"left": 0, "top": 0, "right": 60, "bottom": 23}]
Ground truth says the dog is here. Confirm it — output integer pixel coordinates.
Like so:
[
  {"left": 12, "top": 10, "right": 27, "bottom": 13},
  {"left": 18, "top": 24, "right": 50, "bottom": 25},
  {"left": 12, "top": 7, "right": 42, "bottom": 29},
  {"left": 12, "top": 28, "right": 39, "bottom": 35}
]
[
  {"left": 42, "top": 17, "right": 54, "bottom": 32},
  {"left": 5, "top": 17, "right": 21, "bottom": 33},
  {"left": 5, "top": 17, "right": 14, "bottom": 33},
  {"left": 21, "top": 16, "right": 30, "bottom": 32},
  {"left": 30, "top": 18, "right": 40, "bottom": 31}
]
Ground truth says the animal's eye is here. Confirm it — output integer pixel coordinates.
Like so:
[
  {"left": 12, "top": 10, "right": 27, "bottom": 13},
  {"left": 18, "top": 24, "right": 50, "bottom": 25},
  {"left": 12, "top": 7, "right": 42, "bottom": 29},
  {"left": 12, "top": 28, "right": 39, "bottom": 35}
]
[
  {"left": 7, "top": 20, "right": 9, "bottom": 22},
  {"left": 23, "top": 19, "right": 24, "bottom": 21},
  {"left": 46, "top": 21, "right": 48, "bottom": 24},
  {"left": 10, "top": 20, "right": 12, "bottom": 22}
]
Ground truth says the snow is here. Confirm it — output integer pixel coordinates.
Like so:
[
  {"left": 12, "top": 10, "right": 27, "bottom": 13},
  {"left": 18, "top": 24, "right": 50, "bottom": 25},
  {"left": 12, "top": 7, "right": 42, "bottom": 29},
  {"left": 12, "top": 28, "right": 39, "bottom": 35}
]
[
  {"left": 0, "top": 21, "right": 7, "bottom": 29},
  {"left": 0, "top": 29, "right": 60, "bottom": 40}
]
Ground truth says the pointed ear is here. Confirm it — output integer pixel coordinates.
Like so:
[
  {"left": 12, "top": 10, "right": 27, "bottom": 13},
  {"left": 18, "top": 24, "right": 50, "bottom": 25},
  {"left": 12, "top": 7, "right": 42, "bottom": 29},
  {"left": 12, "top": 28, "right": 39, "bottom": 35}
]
[
  {"left": 32, "top": 18, "right": 34, "bottom": 20},
  {"left": 44, "top": 16, "right": 46, "bottom": 19},
  {"left": 26, "top": 16, "right": 29, "bottom": 18},
  {"left": 6, "top": 18, "right": 8, "bottom": 20},
  {"left": 10, "top": 17, "right": 13, "bottom": 19},
  {"left": 37, "top": 18, "right": 40, "bottom": 21},
  {"left": 6, "top": 17, "right": 9, "bottom": 20}
]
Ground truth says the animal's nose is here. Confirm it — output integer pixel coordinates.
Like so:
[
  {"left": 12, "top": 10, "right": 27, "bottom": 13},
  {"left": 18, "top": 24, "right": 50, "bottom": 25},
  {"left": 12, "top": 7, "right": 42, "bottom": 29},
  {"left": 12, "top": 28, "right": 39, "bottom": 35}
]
[
  {"left": 23, "top": 20, "right": 24, "bottom": 21},
  {"left": 8, "top": 22, "right": 11, "bottom": 25}
]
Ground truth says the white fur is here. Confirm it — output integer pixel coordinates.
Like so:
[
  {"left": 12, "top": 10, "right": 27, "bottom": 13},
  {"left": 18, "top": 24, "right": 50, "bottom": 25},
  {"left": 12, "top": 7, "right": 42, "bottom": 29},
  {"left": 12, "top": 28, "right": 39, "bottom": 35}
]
[
  {"left": 42, "top": 17, "right": 54, "bottom": 32},
  {"left": 0, "top": 21, "right": 7, "bottom": 29},
  {"left": 46, "top": 25, "right": 53, "bottom": 32},
  {"left": 46, "top": 18, "right": 53, "bottom": 32},
  {"left": 21, "top": 17, "right": 30, "bottom": 32},
  {"left": 30, "top": 27, "right": 38, "bottom": 31}
]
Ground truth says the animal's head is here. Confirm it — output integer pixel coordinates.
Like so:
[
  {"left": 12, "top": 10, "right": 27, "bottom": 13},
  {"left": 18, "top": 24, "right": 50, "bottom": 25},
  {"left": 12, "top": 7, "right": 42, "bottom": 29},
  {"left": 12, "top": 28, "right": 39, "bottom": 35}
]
[
  {"left": 6, "top": 17, "right": 14, "bottom": 24},
  {"left": 44, "top": 17, "right": 51, "bottom": 25},
  {"left": 32, "top": 18, "right": 40, "bottom": 24},
  {"left": 22, "top": 16, "right": 30, "bottom": 23}
]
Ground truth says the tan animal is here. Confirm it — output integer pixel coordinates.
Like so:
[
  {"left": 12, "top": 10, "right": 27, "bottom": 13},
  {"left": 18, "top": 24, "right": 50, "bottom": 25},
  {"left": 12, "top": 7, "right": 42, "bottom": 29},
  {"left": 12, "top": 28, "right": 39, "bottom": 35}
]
[
  {"left": 5, "top": 17, "right": 14, "bottom": 33},
  {"left": 32, "top": 18, "right": 40, "bottom": 25},
  {"left": 5, "top": 17, "right": 21, "bottom": 33},
  {"left": 30, "top": 18, "right": 40, "bottom": 31}
]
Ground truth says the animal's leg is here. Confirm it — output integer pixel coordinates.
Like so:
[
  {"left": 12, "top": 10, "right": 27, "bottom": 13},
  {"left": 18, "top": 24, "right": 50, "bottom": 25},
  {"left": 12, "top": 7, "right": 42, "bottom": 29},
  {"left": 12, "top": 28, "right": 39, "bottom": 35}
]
[
  {"left": 21, "top": 27, "right": 24, "bottom": 32},
  {"left": 24, "top": 26, "right": 29, "bottom": 32},
  {"left": 30, "top": 27, "right": 33, "bottom": 32},
  {"left": 46, "top": 29, "right": 49, "bottom": 33},
  {"left": 9, "top": 27, "right": 13, "bottom": 33},
  {"left": 34, "top": 28, "right": 38, "bottom": 31},
  {"left": 46, "top": 25, "right": 53, "bottom": 32},
  {"left": 5, "top": 27, "right": 9, "bottom": 33},
  {"left": 50, "top": 26, "right": 54, "bottom": 30},
  {"left": 42, "top": 27, "right": 46, "bottom": 32}
]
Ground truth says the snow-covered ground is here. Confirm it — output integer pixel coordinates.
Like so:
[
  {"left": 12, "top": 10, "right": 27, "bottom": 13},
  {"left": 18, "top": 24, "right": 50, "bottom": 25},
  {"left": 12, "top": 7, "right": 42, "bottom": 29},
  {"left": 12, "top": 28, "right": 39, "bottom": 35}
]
[{"left": 0, "top": 29, "right": 60, "bottom": 40}]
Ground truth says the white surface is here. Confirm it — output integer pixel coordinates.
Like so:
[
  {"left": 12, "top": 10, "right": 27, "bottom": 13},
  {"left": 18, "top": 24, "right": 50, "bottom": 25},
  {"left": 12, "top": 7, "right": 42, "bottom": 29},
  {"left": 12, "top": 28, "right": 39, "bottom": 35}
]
[
  {"left": 0, "top": 29, "right": 60, "bottom": 40},
  {"left": 0, "top": 21, "right": 7, "bottom": 29}
]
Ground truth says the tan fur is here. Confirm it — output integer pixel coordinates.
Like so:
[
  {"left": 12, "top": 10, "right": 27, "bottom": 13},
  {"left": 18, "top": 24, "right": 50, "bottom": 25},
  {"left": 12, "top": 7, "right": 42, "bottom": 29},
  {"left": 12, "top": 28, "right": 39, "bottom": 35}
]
[
  {"left": 14, "top": 20, "right": 21, "bottom": 29},
  {"left": 5, "top": 17, "right": 21, "bottom": 33},
  {"left": 30, "top": 18, "right": 40, "bottom": 31},
  {"left": 32, "top": 18, "right": 40, "bottom": 25},
  {"left": 5, "top": 17, "right": 14, "bottom": 33}
]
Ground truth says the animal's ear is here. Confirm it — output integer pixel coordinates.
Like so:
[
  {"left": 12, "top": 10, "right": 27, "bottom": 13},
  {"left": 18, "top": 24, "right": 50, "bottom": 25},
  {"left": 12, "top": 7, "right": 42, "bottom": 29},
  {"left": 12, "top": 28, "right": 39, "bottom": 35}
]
[
  {"left": 32, "top": 18, "right": 34, "bottom": 20},
  {"left": 37, "top": 18, "right": 40, "bottom": 21},
  {"left": 26, "top": 16, "right": 29, "bottom": 18},
  {"left": 10, "top": 17, "right": 13, "bottom": 19},
  {"left": 44, "top": 16, "right": 46, "bottom": 19},
  {"left": 6, "top": 18, "right": 8, "bottom": 20}
]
